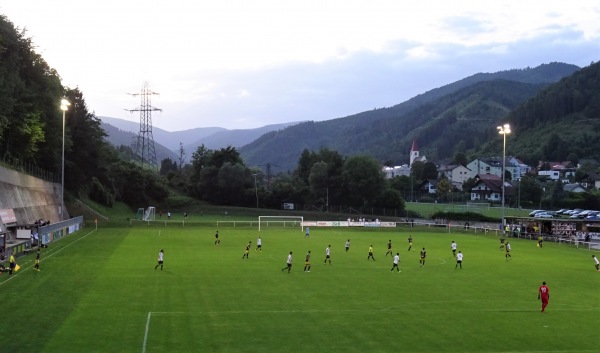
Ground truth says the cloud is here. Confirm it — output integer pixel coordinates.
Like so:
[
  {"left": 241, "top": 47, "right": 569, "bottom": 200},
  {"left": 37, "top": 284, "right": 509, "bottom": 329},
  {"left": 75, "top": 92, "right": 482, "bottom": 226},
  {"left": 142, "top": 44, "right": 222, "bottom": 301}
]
[{"left": 150, "top": 28, "right": 598, "bottom": 131}]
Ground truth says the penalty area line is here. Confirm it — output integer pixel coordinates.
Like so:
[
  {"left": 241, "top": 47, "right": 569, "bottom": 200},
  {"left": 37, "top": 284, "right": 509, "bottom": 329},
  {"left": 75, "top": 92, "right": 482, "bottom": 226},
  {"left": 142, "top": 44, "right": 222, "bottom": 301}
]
[{"left": 142, "top": 312, "right": 151, "bottom": 353}]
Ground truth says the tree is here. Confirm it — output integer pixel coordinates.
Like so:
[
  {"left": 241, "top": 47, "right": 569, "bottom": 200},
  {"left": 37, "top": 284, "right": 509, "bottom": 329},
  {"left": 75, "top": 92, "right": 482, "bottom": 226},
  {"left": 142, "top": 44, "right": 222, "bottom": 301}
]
[
  {"left": 62, "top": 88, "right": 111, "bottom": 194},
  {"left": 178, "top": 142, "right": 186, "bottom": 171},
  {"left": 422, "top": 161, "right": 439, "bottom": 181},
  {"left": 436, "top": 178, "right": 453, "bottom": 202},
  {"left": 375, "top": 188, "right": 405, "bottom": 209},
  {"left": 160, "top": 158, "right": 178, "bottom": 176},
  {"left": 309, "top": 161, "right": 329, "bottom": 206},
  {"left": 549, "top": 181, "right": 565, "bottom": 207},
  {"left": 410, "top": 161, "right": 425, "bottom": 181},
  {"left": 341, "top": 155, "right": 385, "bottom": 206},
  {"left": 452, "top": 152, "right": 468, "bottom": 166},
  {"left": 518, "top": 175, "right": 543, "bottom": 207},
  {"left": 217, "top": 162, "right": 250, "bottom": 205}
]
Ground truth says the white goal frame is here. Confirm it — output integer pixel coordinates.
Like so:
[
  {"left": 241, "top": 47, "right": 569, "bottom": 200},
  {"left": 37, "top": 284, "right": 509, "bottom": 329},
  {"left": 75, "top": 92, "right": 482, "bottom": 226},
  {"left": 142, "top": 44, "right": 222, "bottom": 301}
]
[
  {"left": 258, "top": 216, "right": 304, "bottom": 231},
  {"left": 466, "top": 202, "right": 491, "bottom": 210},
  {"left": 143, "top": 206, "right": 156, "bottom": 221}
]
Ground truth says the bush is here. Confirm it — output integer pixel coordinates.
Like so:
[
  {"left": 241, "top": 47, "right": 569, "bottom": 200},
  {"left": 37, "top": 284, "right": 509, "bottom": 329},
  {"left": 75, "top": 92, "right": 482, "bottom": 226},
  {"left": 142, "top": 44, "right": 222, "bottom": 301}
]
[{"left": 431, "top": 211, "right": 498, "bottom": 222}]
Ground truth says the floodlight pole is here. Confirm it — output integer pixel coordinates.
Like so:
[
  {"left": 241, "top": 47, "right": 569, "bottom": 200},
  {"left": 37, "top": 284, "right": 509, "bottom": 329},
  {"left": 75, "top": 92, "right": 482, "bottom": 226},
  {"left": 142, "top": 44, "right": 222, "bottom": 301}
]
[
  {"left": 60, "top": 98, "right": 70, "bottom": 221},
  {"left": 497, "top": 124, "right": 511, "bottom": 235},
  {"left": 253, "top": 174, "right": 259, "bottom": 208}
]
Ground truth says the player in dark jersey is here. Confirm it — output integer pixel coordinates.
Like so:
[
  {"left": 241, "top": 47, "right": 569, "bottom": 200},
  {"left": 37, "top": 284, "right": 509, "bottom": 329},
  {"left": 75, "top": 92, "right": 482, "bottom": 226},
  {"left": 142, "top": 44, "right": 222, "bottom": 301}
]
[
  {"left": 419, "top": 248, "right": 426, "bottom": 267},
  {"left": 242, "top": 241, "right": 251, "bottom": 259},
  {"left": 385, "top": 240, "right": 392, "bottom": 256},
  {"left": 33, "top": 248, "right": 41, "bottom": 271},
  {"left": 304, "top": 251, "right": 311, "bottom": 272},
  {"left": 214, "top": 231, "right": 220, "bottom": 245},
  {"left": 407, "top": 236, "right": 413, "bottom": 251}
]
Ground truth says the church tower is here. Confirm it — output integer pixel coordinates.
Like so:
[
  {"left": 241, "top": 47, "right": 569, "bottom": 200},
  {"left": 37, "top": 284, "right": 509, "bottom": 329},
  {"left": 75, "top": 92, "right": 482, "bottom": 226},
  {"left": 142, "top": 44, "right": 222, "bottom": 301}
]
[{"left": 410, "top": 139, "right": 419, "bottom": 166}]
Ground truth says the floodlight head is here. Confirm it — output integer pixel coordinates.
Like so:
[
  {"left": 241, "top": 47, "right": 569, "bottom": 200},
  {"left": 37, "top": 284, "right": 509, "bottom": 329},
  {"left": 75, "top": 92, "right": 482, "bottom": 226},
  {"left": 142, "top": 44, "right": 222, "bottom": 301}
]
[
  {"left": 60, "top": 99, "right": 70, "bottom": 111},
  {"left": 497, "top": 123, "right": 511, "bottom": 135}
]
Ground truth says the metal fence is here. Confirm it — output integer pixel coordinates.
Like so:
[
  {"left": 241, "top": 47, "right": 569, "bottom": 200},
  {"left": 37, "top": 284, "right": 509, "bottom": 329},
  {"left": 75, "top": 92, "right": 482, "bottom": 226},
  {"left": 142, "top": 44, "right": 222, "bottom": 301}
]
[{"left": 2, "top": 153, "right": 58, "bottom": 183}]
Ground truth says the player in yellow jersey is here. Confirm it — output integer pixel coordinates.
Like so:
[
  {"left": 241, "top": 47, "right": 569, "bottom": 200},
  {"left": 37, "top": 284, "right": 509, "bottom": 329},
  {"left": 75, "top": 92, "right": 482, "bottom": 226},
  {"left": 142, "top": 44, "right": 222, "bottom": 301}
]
[{"left": 368, "top": 245, "right": 375, "bottom": 261}]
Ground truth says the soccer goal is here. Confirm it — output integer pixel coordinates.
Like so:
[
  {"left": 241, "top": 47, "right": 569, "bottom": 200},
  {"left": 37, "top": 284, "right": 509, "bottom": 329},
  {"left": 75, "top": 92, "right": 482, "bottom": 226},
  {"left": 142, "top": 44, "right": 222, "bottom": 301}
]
[
  {"left": 258, "top": 216, "right": 304, "bottom": 231},
  {"left": 466, "top": 202, "right": 491, "bottom": 210},
  {"left": 143, "top": 207, "right": 156, "bottom": 221},
  {"left": 136, "top": 208, "right": 145, "bottom": 220}
]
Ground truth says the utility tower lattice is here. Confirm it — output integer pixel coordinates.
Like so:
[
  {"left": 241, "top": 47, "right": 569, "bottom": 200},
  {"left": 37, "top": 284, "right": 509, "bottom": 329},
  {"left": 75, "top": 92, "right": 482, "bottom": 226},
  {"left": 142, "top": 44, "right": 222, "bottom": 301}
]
[{"left": 126, "top": 82, "right": 162, "bottom": 168}]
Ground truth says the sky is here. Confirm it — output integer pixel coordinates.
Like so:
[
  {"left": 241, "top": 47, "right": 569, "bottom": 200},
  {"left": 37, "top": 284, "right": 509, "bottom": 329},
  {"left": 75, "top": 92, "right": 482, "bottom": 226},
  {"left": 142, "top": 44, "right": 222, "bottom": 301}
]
[{"left": 1, "top": 1, "right": 599, "bottom": 132}]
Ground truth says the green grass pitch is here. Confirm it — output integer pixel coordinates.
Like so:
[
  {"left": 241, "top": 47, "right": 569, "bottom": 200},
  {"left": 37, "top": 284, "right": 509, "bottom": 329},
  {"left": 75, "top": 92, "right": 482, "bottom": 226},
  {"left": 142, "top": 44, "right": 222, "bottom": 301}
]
[{"left": 1, "top": 224, "right": 598, "bottom": 353}]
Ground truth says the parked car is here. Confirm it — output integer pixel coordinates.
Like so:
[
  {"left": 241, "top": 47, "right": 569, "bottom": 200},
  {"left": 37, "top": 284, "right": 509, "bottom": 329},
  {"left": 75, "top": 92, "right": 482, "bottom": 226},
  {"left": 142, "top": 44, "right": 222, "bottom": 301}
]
[
  {"left": 529, "top": 210, "right": 545, "bottom": 217},
  {"left": 585, "top": 211, "right": 600, "bottom": 219},
  {"left": 535, "top": 212, "right": 554, "bottom": 218}
]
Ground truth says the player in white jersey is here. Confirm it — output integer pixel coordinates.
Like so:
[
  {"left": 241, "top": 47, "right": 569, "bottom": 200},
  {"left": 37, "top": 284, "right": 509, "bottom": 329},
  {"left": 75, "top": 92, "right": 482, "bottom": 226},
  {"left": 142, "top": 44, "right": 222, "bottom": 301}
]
[
  {"left": 390, "top": 253, "right": 400, "bottom": 272},
  {"left": 455, "top": 251, "right": 463, "bottom": 269}
]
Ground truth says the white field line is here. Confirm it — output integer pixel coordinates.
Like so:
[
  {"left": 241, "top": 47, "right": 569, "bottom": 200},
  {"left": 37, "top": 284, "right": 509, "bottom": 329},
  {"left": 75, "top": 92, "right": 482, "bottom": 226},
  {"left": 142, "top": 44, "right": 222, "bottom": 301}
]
[
  {"left": 0, "top": 229, "right": 96, "bottom": 287},
  {"left": 142, "top": 307, "right": 597, "bottom": 353},
  {"left": 141, "top": 312, "right": 152, "bottom": 353}
]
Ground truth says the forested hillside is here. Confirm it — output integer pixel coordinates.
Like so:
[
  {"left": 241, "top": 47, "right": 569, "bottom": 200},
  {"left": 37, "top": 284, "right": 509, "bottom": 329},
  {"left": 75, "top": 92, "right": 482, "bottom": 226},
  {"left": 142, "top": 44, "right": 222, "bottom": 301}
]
[
  {"left": 240, "top": 63, "right": 579, "bottom": 170},
  {"left": 482, "top": 61, "right": 600, "bottom": 165}
]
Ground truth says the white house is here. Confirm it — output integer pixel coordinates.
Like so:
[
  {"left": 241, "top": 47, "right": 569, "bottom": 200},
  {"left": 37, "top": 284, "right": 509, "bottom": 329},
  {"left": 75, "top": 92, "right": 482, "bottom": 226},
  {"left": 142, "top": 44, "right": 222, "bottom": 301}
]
[
  {"left": 437, "top": 164, "right": 471, "bottom": 186},
  {"left": 508, "top": 156, "right": 530, "bottom": 180},
  {"left": 466, "top": 157, "right": 518, "bottom": 180},
  {"left": 382, "top": 165, "right": 411, "bottom": 179},
  {"left": 538, "top": 170, "right": 560, "bottom": 180},
  {"left": 470, "top": 174, "right": 514, "bottom": 202}
]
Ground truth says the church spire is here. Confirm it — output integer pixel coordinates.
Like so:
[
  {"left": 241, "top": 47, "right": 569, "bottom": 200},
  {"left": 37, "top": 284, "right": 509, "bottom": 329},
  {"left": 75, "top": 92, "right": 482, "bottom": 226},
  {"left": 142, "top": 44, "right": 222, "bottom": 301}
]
[{"left": 410, "top": 139, "right": 420, "bottom": 166}]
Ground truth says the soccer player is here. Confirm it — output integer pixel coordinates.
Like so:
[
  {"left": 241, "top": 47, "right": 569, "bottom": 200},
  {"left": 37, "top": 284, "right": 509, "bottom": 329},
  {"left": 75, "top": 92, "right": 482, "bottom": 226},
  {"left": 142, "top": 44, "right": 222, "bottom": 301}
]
[
  {"left": 345, "top": 239, "right": 350, "bottom": 252},
  {"left": 242, "top": 241, "right": 251, "bottom": 259},
  {"left": 538, "top": 236, "right": 543, "bottom": 248},
  {"left": 419, "top": 248, "right": 426, "bottom": 267},
  {"left": 281, "top": 252, "right": 292, "bottom": 273},
  {"left": 305, "top": 227, "right": 310, "bottom": 238},
  {"left": 451, "top": 241, "right": 457, "bottom": 257},
  {"left": 538, "top": 281, "right": 550, "bottom": 312},
  {"left": 214, "top": 230, "right": 220, "bottom": 245},
  {"left": 368, "top": 245, "right": 375, "bottom": 261},
  {"left": 499, "top": 237, "right": 505, "bottom": 250},
  {"left": 256, "top": 236, "right": 262, "bottom": 252},
  {"left": 304, "top": 251, "right": 311, "bottom": 272},
  {"left": 9, "top": 253, "right": 15, "bottom": 275},
  {"left": 391, "top": 253, "right": 400, "bottom": 272},
  {"left": 324, "top": 245, "right": 331, "bottom": 264},
  {"left": 385, "top": 240, "right": 393, "bottom": 256},
  {"left": 407, "top": 235, "right": 413, "bottom": 251},
  {"left": 593, "top": 254, "right": 599, "bottom": 271},
  {"left": 455, "top": 251, "right": 463, "bottom": 269},
  {"left": 154, "top": 249, "right": 164, "bottom": 270},
  {"left": 33, "top": 248, "right": 41, "bottom": 271},
  {"left": 505, "top": 242, "right": 512, "bottom": 259}
]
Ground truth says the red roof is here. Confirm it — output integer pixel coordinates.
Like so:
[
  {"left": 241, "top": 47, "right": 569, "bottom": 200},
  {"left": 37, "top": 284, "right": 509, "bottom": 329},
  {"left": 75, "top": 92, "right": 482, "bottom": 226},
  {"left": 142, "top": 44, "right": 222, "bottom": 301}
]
[{"left": 411, "top": 139, "right": 418, "bottom": 152}]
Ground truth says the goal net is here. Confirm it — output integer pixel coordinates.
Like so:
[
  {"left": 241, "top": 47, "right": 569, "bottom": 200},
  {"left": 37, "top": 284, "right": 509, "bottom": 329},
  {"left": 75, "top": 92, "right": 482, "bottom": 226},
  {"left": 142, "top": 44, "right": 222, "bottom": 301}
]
[
  {"left": 258, "top": 216, "right": 304, "bottom": 231},
  {"left": 143, "top": 206, "right": 156, "bottom": 221},
  {"left": 136, "top": 208, "right": 145, "bottom": 220},
  {"left": 466, "top": 202, "right": 490, "bottom": 210}
]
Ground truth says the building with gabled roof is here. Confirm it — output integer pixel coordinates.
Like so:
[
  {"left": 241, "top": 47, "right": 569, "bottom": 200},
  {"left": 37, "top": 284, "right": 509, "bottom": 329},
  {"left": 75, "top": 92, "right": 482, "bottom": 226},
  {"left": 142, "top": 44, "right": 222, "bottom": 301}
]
[
  {"left": 409, "top": 139, "right": 427, "bottom": 166},
  {"left": 470, "top": 174, "right": 514, "bottom": 202},
  {"left": 466, "top": 157, "right": 518, "bottom": 180}
]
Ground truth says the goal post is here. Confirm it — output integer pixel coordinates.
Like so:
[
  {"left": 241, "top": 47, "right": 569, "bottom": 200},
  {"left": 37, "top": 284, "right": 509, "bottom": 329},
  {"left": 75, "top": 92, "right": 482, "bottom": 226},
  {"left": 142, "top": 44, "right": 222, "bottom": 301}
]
[
  {"left": 258, "top": 216, "right": 304, "bottom": 231},
  {"left": 143, "top": 206, "right": 156, "bottom": 221},
  {"left": 466, "top": 202, "right": 490, "bottom": 210}
]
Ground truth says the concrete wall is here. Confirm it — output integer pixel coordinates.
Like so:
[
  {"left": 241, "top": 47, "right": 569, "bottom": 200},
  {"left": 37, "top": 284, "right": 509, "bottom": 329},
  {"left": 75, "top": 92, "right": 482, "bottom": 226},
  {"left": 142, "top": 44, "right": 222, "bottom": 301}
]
[{"left": 0, "top": 165, "right": 65, "bottom": 224}]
